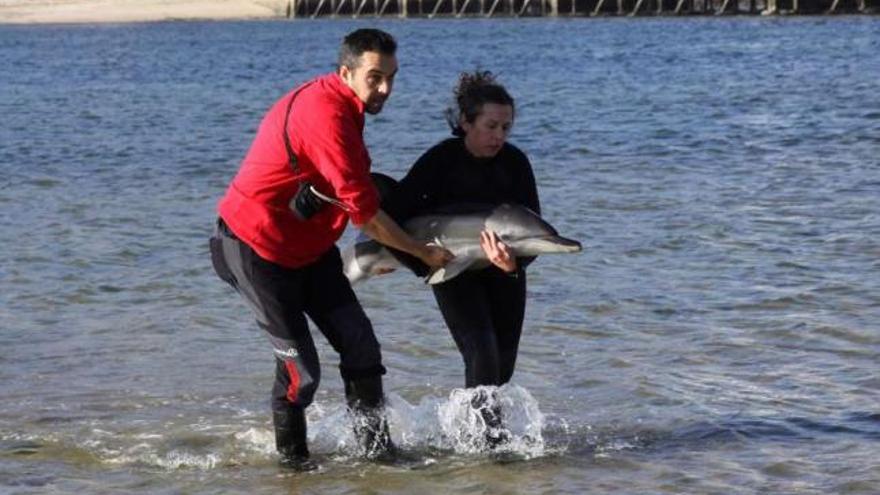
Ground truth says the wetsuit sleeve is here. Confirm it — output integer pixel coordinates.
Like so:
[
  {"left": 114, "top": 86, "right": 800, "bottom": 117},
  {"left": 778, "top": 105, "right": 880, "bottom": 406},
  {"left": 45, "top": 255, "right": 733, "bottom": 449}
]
[
  {"left": 514, "top": 149, "right": 541, "bottom": 270},
  {"left": 515, "top": 150, "right": 540, "bottom": 216},
  {"left": 303, "top": 108, "right": 379, "bottom": 226}
]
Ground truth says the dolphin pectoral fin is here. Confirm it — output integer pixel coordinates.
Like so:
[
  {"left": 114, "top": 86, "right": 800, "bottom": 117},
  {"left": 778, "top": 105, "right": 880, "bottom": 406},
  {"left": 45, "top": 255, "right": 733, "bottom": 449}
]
[
  {"left": 425, "top": 257, "right": 474, "bottom": 285},
  {"left": 424, "top": 269, "right": 443, "bottom": 285}
]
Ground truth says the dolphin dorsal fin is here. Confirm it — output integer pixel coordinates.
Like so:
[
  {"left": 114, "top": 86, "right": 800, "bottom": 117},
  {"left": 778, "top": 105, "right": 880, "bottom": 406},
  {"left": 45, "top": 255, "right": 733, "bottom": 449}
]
[{"left": 425, "top": 257, "right": 474, "bottom": 285}]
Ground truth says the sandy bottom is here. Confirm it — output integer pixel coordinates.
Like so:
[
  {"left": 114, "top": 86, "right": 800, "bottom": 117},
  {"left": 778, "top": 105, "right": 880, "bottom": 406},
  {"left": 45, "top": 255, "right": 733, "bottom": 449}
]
[{"left": 0, "top": 0, "right": 290, "bottom": 24}]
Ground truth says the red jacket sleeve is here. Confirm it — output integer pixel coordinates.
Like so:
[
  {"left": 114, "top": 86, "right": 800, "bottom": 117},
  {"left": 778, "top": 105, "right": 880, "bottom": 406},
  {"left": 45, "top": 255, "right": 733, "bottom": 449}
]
[{"left": 299, "top": 105, "right": 378, "bottom": 226}]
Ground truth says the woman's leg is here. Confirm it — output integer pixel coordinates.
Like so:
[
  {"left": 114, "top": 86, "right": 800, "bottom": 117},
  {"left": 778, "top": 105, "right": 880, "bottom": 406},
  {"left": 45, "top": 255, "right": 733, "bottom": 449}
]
[
  {"left": 432, "top": 270, "right": 501, "bottom": 388},
  {"left": 486, "top": 270, "right": 527, "bottom": 385}
]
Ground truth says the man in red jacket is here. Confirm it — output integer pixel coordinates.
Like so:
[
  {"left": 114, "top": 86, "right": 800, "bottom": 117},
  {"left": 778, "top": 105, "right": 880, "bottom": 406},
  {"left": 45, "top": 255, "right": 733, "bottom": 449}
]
[{"left": 209, "top": 28, "right": 452, "bottom": 469}]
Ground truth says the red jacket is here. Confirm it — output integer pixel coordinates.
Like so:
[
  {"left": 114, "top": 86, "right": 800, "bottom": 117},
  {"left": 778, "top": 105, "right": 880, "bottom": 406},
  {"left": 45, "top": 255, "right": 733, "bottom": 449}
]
[{"left": 218, "top": 73, "right": 379, "bottom": 268}]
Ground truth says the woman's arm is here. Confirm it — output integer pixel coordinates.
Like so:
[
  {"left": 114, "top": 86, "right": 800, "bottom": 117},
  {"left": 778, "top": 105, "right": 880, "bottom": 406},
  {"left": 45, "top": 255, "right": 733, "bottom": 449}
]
[
  {"left": 516, "top": 149, "right": 540, "bottom": 216},
  {"left": 513, "top": 147, "right": 541, "bottom": 271}
]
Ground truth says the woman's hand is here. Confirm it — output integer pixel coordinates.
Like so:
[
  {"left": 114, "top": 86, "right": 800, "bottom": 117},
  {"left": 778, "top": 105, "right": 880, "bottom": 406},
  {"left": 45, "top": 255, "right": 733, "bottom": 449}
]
[{"left": 480, "top": 230, "right": 517, "bottom": 274}]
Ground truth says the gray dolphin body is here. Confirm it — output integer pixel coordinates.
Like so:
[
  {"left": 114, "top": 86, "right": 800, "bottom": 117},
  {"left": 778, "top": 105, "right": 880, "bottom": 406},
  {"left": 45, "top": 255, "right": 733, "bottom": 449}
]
[{"left": 342, "top": 203, "right": 582, "bottom": 285}]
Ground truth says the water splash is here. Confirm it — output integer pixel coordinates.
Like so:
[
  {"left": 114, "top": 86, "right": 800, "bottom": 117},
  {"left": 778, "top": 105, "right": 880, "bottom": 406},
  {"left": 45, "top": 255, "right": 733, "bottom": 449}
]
[
  {"left": 288, "top": 384, "right": 550, "bottom": 459},
  {"left": 377, "top": 384, "right": 549, "bottom": 457},
  {"left": 0, "top": 385, "right": 555, "bottom": 472},
  {"left": 433, "top": 385, "right": 546, "bottom": 456}
]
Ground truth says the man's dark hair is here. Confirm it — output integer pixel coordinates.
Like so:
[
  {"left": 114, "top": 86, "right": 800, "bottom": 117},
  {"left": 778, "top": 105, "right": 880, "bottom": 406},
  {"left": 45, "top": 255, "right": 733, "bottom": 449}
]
[
  {"left": 446, "top": 70, "right": 515, "bottom": 137},
  {"left": 338, "top": 29, "right": 397, "bottom": 70}
]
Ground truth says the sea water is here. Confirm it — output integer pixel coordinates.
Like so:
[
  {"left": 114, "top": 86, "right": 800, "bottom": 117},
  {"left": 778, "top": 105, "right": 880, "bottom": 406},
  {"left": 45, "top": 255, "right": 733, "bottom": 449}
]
[{"left": 1, "top": 17, "right": 878, "bottom": 494}]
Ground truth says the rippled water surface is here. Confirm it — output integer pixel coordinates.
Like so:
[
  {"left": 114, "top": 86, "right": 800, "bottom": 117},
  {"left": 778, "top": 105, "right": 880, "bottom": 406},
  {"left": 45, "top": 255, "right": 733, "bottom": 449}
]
[{"left": 1, "top": 16, "right": 879, "bottom": 494}]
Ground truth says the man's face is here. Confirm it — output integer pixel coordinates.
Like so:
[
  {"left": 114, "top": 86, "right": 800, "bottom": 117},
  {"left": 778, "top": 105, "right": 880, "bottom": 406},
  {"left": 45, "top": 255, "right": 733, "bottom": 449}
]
[{"left": 339, "top": 51, "right": 398, "bottom": 115}]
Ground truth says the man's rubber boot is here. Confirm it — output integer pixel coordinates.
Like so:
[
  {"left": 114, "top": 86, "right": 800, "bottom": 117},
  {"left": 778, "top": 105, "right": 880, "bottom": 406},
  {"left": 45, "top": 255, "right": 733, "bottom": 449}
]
[
  {"left": 344, "top": 376, "right": 396, "bottom": 459},
  {"left": 273, "top": 406, "right": 317, "bottom": 471}
]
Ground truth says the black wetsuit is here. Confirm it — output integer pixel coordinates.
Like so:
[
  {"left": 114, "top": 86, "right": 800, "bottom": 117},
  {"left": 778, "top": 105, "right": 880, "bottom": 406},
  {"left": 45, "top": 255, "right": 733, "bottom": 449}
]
[{"left": 384, "top": 137, "right": 540, "bottom": 388}]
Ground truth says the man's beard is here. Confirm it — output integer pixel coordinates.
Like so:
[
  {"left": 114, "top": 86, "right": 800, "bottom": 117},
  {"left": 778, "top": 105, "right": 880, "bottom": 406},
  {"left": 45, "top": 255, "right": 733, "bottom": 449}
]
[{"left": 365, "top": 98, "right": 386, "bottom": 115}]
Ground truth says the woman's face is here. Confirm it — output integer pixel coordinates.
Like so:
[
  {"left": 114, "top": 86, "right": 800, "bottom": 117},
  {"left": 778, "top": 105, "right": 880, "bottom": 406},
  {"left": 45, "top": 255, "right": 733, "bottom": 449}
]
[{"left": 461, "top": 103, "right": 514, "bottom": 158}]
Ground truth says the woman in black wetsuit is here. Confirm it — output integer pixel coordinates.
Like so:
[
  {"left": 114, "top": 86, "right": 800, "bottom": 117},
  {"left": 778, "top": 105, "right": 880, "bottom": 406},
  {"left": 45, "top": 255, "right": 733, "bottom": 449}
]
[{"left": 384, "top": 71, "right": 540, "bottom": 446}]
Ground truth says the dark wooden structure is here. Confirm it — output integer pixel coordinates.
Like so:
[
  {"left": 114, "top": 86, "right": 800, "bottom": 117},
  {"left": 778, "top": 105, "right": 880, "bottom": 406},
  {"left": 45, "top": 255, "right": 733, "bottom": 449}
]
[{"left": 287, "top": 0, "right": 875, "bottom": 16}]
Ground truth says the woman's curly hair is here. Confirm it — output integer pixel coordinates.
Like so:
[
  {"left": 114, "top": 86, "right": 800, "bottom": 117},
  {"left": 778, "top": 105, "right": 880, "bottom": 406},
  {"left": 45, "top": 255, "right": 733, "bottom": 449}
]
[{"left": 445, "top": 70, "right": 515, "bottom": 137}]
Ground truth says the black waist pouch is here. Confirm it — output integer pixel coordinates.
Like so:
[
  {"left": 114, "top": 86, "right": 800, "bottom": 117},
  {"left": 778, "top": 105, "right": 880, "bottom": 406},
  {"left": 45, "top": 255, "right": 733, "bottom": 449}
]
[{"left": 290, "top": 181, "right": 327, "bottom": 220}]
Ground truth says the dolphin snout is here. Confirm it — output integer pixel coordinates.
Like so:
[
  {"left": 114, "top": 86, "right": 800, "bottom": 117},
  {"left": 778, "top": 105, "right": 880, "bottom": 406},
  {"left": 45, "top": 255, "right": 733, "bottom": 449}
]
[
  {"left": 512, "top": 235, "right": 582, "bottom": 254},
  {"left": 551, "top": 235, "right": 582, "bottom": 252}
]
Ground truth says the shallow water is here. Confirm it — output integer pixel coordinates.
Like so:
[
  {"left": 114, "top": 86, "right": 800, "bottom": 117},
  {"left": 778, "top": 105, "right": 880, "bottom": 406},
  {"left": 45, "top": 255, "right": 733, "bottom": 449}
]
[{"left": 1, "top": 16, "right": 879, "bottom": 494}]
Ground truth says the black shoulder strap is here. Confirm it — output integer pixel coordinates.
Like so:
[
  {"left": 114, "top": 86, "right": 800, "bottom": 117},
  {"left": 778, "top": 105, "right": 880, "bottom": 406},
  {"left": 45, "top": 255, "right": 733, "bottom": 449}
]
[
  {"left": 282, "top": 80, "right": 318, "bottom": 174},
  {"left": 282, "top": 91, "right": 300, "bottom": 174}
]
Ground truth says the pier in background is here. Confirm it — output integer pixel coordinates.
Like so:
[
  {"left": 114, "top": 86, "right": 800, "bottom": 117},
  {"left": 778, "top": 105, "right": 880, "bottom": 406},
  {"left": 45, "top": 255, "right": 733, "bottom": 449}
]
[{"left": 286, "top": 0, "right": 874, "bottom": 17}]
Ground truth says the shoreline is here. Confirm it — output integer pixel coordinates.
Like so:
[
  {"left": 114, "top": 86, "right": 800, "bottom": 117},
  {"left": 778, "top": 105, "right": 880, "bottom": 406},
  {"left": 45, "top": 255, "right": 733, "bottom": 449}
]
[{"left": 0, "top": 0, "right": 289, "bottom": 24}]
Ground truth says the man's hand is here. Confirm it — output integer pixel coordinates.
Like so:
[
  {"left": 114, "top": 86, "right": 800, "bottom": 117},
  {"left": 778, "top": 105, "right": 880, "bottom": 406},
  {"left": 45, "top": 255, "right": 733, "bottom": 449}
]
[
  {"left": 418, "top": 244, "right": 455, "bottom": 269},
  {"left": 360, "top": 209, "right": 454, "bottom": 269},
  {"left": 480, "top": 230, "right": 517, "bottom": 273}
]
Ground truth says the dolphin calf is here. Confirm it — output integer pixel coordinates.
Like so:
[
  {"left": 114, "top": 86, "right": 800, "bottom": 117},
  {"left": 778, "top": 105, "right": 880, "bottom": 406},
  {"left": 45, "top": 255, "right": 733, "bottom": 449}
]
[{"left": 342, "top": 203, "right": 582, "bottom": 285}]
